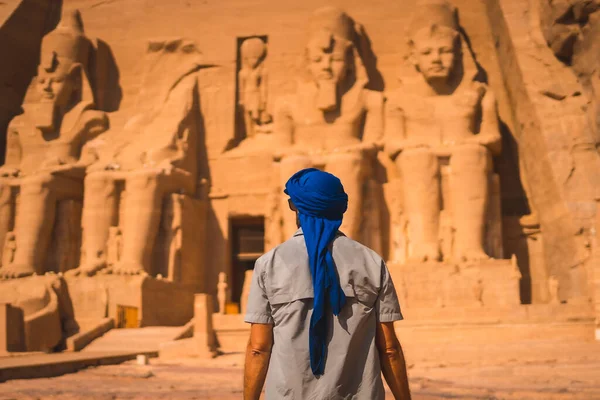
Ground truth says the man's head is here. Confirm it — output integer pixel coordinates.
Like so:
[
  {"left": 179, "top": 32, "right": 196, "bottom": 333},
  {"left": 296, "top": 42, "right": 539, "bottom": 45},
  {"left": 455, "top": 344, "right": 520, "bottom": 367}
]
[
  {"left": 241, "top": 38, "right": 267, "bottom": 69},
  {"left": 285, "top": 168, "right": 348, "bottom": 224},
  {"left": 306, "top": 7, "right": 357, "bottom": 111},
  {"left": 35, "top": 9, "right": 92, "bottom": 130},
  {"left": 408, "top": 0, "right": 462, "bottom": 88}
]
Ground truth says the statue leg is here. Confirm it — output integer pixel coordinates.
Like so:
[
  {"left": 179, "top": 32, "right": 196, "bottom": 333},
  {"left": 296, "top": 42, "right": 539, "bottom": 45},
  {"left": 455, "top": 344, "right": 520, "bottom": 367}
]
[
  {"left": 2, "top": 174, "right": 82, "bottom": 279},
  {"left": 397, "top": 148, "right": 441, "bottom": 262},
  {"left": 449, "top": 144, "right": 491, "bottom": 262},
  {"left": 325, "top": 151, "right": 365, "bottom": 239},
  {"left": 113, "top": 170, "right": 169, "bottom": 275},
  {"left": 0, "top": 181, "right": 14, "bottom": 267},
  {"left": 75, "top": 171, "right": 119, "bottom": 276},
  {"left": 279, "top": 154, "right": 312, "bottom": 239}
]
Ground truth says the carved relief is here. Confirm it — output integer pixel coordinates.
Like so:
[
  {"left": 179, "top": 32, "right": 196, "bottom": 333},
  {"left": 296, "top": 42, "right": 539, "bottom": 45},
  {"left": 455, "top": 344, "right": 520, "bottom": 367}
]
[
  {"left": 384, "top": 0, "right": 502, "bottom": 263},
  {"left": 217, "top": 271, "right": 229, "bottom": 314},
  {"left": 237, "top": 37, "right": 271, "bottom": 140}
]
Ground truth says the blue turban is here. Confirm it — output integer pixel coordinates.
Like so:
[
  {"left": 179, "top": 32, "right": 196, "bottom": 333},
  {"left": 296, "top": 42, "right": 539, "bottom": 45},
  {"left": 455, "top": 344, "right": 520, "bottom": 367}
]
[{"left": 284, "top": 168, "right": 348, "bottom": 376}]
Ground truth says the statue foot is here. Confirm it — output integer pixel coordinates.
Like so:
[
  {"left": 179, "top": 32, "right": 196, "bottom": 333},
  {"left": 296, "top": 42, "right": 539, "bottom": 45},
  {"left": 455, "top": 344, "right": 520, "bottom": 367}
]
[
  {"left": 67, "top": 261, "right": 107, "bottom": 277},
  {"left": 456, "top": 248, "right": 490, "bottom": 263},
  {"left": 108, "top": 263, "right": 148, "bottom": 276},
  {"left": 408, "top": 243, "right": 441, "bottom": 263},
  {"left": 0, "top": 264, "right": 35, "bottom": 280}
]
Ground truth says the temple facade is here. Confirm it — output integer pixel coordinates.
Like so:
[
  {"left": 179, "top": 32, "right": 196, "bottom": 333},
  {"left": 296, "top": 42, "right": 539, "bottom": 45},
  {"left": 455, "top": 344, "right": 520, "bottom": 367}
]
[{"left": 0, "top": 0, "right": 598, "bottom": 353}]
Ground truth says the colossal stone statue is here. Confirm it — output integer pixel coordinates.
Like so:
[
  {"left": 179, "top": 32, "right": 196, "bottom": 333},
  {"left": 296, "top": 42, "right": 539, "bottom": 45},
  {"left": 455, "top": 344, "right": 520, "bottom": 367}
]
[
  {"left": 0, "top": 10, "right": 108, "bottom": 279},
  {"left": 275, "top": 6, "right": 383, "bottom": 239},
  {"left": 238, "top": 37, "right": 271, "bottom": 139},
  {"left": 71, "top": 39, "right": 204, "bottom": 277},
  {"left": 384, "top": 0, "right": 502, "bottom": 263}
]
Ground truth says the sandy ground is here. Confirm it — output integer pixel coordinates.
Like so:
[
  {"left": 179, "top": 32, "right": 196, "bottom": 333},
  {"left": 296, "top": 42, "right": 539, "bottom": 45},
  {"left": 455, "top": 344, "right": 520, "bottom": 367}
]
[{"left": 1, "top": 340, "right": 600, "bottom": 399}]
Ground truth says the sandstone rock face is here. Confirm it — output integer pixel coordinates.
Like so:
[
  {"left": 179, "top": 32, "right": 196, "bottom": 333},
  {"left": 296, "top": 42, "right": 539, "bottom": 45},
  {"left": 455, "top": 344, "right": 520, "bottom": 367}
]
[{"left": 0, "top": 0, "right": 598, "bottom": 351}]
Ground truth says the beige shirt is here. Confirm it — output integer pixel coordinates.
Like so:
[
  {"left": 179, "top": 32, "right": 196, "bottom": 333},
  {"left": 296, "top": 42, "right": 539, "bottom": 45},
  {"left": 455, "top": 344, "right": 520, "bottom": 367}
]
[{"left": 245, "top": 229, "right": 403, "bottom": 400}]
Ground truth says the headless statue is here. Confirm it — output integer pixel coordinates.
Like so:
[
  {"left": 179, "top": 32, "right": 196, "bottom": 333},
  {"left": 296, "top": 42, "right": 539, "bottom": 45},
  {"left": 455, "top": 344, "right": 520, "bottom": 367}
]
[{"left": 71, "top": 39, "right": 203, "bottom": 276}]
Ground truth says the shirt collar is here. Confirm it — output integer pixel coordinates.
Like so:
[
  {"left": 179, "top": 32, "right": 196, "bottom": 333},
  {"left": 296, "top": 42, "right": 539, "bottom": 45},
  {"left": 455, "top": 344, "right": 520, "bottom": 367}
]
[{"left": 292, "top": 228, "right": 346, "bottom": 238}]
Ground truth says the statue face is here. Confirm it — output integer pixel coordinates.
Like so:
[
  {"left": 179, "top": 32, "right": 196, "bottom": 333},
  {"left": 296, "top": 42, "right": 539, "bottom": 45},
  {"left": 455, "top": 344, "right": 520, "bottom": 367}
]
[
  {"left": 306, "top": 34, "right": 351, "bottom": 85},
  {"left": 36, "top": 60, "right": 75, "bottom": 105},
  {"left": 411, "top": 31, "right": 458, "bottom": 82}
]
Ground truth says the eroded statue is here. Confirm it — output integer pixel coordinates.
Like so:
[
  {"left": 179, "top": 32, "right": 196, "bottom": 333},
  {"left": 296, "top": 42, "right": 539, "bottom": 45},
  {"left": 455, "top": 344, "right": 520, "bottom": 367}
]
[
  {"left": 384, "top": 0, "right": 502, "bottom": 263},
  {"left": 0, "top": 10, "right": 108, "bottom": 279},
  {"left": 238, "top": 37, "right": 271, "bottom": 139},
  {"left": 71, "top": 39, "right": 204, "bottom": 276},
  {"left": 275, "top": 6, "right": 383, "bottom": 239}
]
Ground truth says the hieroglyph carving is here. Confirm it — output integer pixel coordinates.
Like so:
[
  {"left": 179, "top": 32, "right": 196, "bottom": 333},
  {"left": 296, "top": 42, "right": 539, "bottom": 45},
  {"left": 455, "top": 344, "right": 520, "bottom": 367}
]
[
  {"left": 275, "top": 7, "right": 383, "bottom": 240},
  {"left": 0, "top": 10, "right": 108, "bottom": 279},
  {"left": 384, "top": 0, "right": 502, "bottom": 263}
]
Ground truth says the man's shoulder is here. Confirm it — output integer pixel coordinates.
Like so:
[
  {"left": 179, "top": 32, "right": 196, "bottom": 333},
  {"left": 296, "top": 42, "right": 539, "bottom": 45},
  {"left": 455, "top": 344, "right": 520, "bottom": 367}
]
[
  {"left": 334, "top": 234, "right": 384, "bottom": 265},
  {"left": 255, "top": 234, "right": 306, "bottom": 269}
]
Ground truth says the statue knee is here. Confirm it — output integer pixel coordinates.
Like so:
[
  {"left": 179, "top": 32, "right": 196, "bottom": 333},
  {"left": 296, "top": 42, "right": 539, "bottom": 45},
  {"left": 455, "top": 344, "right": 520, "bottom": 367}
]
[
  {"left": 20, "top": 174, "right": 53, "bottom": 196},
  {"left": 451, "top": 144, "right": 491, "bottom": 173},
  {"left": 398, "top": 148, "right": 438, "bottom": 178}
]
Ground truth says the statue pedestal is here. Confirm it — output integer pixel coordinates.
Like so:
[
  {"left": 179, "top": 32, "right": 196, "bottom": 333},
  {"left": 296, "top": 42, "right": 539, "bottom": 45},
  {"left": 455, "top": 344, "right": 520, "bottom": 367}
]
[
  {"left": 0, "top": 274, "right": 75, "bottom": 352},
  {"left": 66, "top": 275, "right": 194, "bottom": 329},
  {"left": 388, "top": 259, "right": 522, "bottom": 313}
]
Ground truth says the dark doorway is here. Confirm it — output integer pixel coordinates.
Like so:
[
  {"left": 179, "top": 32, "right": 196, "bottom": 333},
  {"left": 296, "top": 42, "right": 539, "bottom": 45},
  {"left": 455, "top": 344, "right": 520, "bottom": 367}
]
[{"left": 230, "top": 217, "right": 265, "bottom": 305}]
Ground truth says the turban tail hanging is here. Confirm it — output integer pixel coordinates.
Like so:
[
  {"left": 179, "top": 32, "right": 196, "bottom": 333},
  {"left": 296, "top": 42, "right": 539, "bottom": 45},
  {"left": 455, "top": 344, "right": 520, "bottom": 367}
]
[{"left": 284, "top": 168, "right": 348, "bottom": 376}]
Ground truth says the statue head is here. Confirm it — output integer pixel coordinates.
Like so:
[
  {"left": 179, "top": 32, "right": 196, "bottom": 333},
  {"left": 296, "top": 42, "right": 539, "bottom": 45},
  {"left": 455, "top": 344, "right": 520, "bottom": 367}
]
[
  {"left": 408, "top": 0, "right": 462, "bottom": 89},
  {"left": 35, "top": 10, "right": 93, "bottom": 130},
  {"left": 305, "top": 7, "right": 358, "bottom": 111},
  {"left": 241, "top": 38, "right": 266, "bottom": 69}
]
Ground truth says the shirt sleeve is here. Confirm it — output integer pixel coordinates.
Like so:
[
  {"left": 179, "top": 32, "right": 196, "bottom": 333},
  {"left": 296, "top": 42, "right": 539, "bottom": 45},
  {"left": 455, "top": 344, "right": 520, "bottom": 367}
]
[
  {"left": 376, "top": 260, "right": 403, "bottom": 323},
  {"left": 244, "top": 257, "right": 274, "bottom": 325}
]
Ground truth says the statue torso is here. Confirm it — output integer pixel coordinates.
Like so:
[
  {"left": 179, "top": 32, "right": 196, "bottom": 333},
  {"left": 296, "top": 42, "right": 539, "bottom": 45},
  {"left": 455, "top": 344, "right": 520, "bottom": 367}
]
[
  {"left": 287, "top": 81, "right": 368, "bottom": 151},
  {"left": 392, "top": 80, "right": 485, "bottom": 147}
]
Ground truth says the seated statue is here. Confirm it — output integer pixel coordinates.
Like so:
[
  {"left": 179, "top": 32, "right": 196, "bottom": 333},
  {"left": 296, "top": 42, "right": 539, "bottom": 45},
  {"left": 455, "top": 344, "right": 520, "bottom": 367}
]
[
  {"left": 275, "top": 6, "right": 383, "bottom": 240},
  {"left": 384, "top": 0, "right": 502, "bottom": 263},
  {"left": 71, "top": 39, "right": 204, "bottom": 276},
  {"left": 0, "top": 10, "right": 109, "bottom": 279}
]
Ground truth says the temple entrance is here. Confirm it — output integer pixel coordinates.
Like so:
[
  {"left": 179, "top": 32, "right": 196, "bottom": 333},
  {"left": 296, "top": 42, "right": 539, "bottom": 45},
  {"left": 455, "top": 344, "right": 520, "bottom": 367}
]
[
  {"left": 230, "top": 217, "right": 265, "bottom": 306},
  {"left": 116, "top": 305, "right": 139, "bottom": 329}
]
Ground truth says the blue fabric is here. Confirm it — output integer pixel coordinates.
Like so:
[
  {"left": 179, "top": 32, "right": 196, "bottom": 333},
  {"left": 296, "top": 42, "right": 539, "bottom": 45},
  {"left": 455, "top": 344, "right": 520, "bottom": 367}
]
[{"left": 284, "top": 168, "right": 348, "bottom": 376}]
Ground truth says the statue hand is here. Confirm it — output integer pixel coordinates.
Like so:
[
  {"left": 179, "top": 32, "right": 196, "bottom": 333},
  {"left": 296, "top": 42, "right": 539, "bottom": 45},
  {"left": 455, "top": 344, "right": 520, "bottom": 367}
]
[{"left": 0, "top": 166, "right": 20, "bottom": 178}]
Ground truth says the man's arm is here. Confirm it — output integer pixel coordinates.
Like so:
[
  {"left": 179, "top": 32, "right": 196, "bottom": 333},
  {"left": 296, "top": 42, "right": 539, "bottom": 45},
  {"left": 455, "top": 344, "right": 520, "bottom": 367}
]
[
  {"left": 244, "top": 323, "right": 274, "bottom": 400},
  {"left": 376, "top": 321, "right": 411, "bottom": 400}
]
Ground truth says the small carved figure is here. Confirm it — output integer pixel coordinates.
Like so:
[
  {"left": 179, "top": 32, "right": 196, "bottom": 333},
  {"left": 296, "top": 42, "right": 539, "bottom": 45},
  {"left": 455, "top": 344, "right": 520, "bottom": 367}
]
[
  {"left": 238, "top": 38, "right": 271, "bottom": 138},
  {"left": 217, "top": 271, "right": 229, "bottom": 314}
]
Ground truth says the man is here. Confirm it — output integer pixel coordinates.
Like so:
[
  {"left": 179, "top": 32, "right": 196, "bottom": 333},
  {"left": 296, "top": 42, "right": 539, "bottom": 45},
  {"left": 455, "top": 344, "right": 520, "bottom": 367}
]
[{"left": 244, "top": 168, "right": 411, "bottom": 399}]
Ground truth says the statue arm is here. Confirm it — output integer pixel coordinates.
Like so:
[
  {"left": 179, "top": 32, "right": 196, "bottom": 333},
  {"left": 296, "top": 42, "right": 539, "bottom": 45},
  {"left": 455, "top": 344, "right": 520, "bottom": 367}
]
[
  {"left": 260, "top": 68, "right": 268, "bottom": 111},
  {"left": 273, "top": 97, "right": 294, "bottom": 151},
  {"left": 473, "top": 89, "right": 502, "bottom": 156},
  {"left": 383, "top": 95, "right": 409, "bottom": 160},
  {"left": 363, "top": 90, "right": 384, "bottom": 145},
  {"left": 0, "top": 121, "right": 22, "bottom": 175}
]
